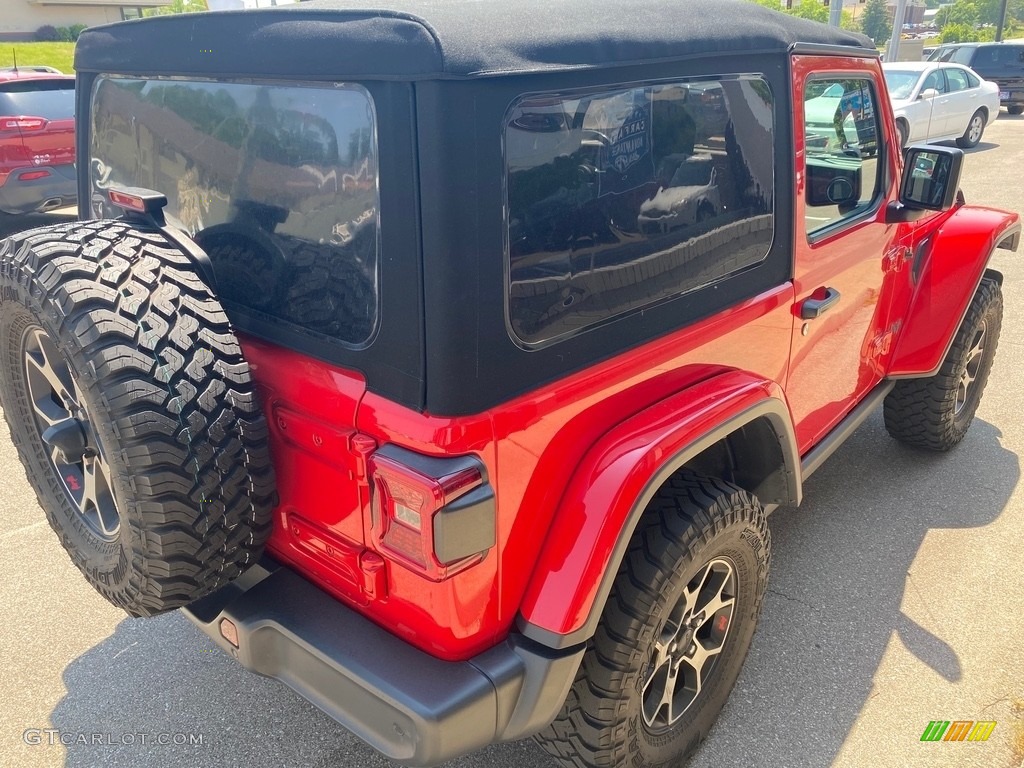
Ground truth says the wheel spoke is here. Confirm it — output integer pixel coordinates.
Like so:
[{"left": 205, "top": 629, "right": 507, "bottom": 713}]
[
  {"left": 687, "top": 636, "right": 723, "bottom": 681},
  {"left": 26, "top": 329, "right": 74, "bottom": 401},
  {"left": 82, "top": 454, "right": 118, "bottom": 538},
  {"left": 645, "top": 660, "right": 681, "bottom": 727},
  {"left": 681, "top": 563, "right": 714, "bottom": 614},
  {"left": 696, "top": 590, "right": 735, "bottom": 628},
  {"left": 680, "top": 654, "right": 703, "bottom": 699},
  {"left": 661, "top": 663, "right": 679, "bottom": 725},
  {"left": 955, "top": 322, "right": 987, "bottom": 415}
]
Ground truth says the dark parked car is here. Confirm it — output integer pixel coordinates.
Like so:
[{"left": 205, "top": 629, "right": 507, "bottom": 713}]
[
  {"left": 0, "top": 71, "right": 76, "bottom": 214},
  {"left": 927, "top": 42, "right": 1024, "bottom": 114}
]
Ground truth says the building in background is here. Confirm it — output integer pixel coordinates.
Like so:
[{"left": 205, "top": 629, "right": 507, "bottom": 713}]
[{"left": 1, "top": 1, "right": 171, "bottom": 40}]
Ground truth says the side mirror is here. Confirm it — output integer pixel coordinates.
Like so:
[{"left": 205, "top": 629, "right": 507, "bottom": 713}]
[
  {"left": 806, "top": 155, "right": 862, "bottom": 208},
  {"left": 919, "top": 88, "right": 940, "bottom": 100},
  {"left": 887, "top": 145, "right": 963, "bottom": 222}
]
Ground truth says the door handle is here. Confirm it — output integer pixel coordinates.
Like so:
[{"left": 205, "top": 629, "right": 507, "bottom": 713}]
[{"left": 800, "top": 287, "right": 841, "bottom": 319}]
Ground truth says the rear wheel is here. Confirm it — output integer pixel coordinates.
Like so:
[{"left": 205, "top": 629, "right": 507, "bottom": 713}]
[
  {"left": 884, "top": 278, "right": 1002, "bottom": 451},
  {"left": 1007, "top": 105, "right": 1024, "bottom": 116},
  {"left": 0, "top": 220, "right": 276, "bottom": 616},
  {"left": 535, "top": 473, "right": 770, "bottom": 768},
  {"left": 956, "top": 109, "right": 986, "bottom": 149}
]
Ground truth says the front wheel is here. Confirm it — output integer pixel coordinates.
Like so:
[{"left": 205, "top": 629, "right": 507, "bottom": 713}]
[
  {"left": 884, "top": 278, "right": 1002, "bottom": 451},
  {"left": 535, "top": 473, "right": 770, "bottom": 768},
  {"left": 956, "top": 110, "right": 986, "bottom": 149}
]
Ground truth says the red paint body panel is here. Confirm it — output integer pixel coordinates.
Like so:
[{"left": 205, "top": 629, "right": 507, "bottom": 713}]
[
  {"left": 248, "top": 284, "right": 792, "bottom": 660},
  {"left": 786, "top": 55, "right": 913, "bottom": 454},
  {"left": 235, "top": 54, "right": 1016, "bottom": 661},
  {"left": 888, "top": 205, "right": 1021, "bottom": 377},
  {"left": 518, "top": 372, "right": 787, "bottom": 636},
  {"left": 238, "top": 336, "right": 372, "bottom": 605}
]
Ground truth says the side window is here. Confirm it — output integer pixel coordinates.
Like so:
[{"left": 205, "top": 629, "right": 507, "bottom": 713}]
[
  {"left": 964, "top": 69, "right": 980, "bottom": 88},
  {"left": 921, "top": 70, "right": 946, "bottom": 94},
  {"left": 803, "top": 77, "right": 882, "bottom": 236},
  {"left": 997, "top": 46, "right": 1024, "bottom": 65},
  {"left": 937, "top": 48, "right": 957, "bottom": 62},
  {"left": 504, "top": 77, "right": 775, "bottom": 346},
  {"left": 946, "top": 68, "right": 970, "bottom": 92},
  {"left": 971, "top": 47, "right": 996, "bottom": 66},
  {"left": 953, "top": 48, "right": 976, "bottom": 65}
]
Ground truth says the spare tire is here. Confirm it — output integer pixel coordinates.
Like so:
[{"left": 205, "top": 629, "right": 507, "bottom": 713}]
[{"left": 0, "top": 220, "right": 276, "bottom": 617}]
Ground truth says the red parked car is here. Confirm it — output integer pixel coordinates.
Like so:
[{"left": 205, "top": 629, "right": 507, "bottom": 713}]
[
  {"left": 0, "top": 3, "right": 1020, "bottom": 767},
  {"left": 0, "top": 70, "right": 76, "bottom": 214}
]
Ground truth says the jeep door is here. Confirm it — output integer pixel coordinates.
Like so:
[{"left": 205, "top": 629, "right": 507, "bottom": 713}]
[{"left": 787, "top": 57, "right": 907, "bottom": 453}]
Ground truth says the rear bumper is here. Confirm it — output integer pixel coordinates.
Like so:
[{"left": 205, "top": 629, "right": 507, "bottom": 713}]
[
  {"left": 182, "top": 561, "right": 583, "bottom": 766},
  {"left": 995, "top": 85, "right": 1024, "bottom": 107},
  {"left": 0, "top": 165, "right": 77, "bottom": 214}
]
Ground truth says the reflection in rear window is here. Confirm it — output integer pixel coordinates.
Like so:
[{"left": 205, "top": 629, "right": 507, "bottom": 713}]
[
  {"left": 0, "top": 81, "right": 75, "bottom": 120},
  {"left": 504, "top": 78, "right": 775, "bottom": 346},
  {"left": 89, "top": 77, "right": 379, "bottom": 346}
]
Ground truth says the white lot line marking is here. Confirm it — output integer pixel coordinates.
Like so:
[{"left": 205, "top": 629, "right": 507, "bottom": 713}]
[{"left": 111, "top": 641, "right": 138, "bottom": 660}]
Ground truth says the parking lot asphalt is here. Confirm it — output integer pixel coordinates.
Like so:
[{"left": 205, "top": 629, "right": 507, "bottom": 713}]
[{"left": 1, "top": 115, "right": 1023, "bottom": 768}]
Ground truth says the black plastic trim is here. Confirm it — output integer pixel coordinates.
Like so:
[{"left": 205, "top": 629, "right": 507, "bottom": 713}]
[
  {"left": 374, "top": 443, "right": 489, "bottom": 482},
  {"left": 800, "top": 380, "right": 894, "bottom": 479},
  {"left": 182, "top": 561, "right": 583, "bottom": 767},
  {"left": 789, "top": 42, "right": 881, "bottom": 59},
  {"left": 516, "top": 396, "right": 800, "bottom": 650},
  {"left": 433, "top": 484, "right": 496, "bottom": 565}
]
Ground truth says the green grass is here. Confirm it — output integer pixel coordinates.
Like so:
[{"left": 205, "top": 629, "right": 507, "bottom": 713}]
[{"left": 0, "top": 43, "right": 76, "bottom": 74}]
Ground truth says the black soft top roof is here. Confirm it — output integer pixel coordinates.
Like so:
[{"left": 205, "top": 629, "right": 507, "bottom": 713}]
[{"left": 75, "top": 0, "right": 874, "bottom": 81}]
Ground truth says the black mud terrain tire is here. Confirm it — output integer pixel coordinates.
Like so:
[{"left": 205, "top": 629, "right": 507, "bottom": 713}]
[
  {"left": 0, "top": 220, "right": 276, "bottom": 617},
  {"left": 884, "top": 277, "right": 1002, "bottom": 451},
  {"left": 536, "top": 473, "right": 770, "bottom": 768}
]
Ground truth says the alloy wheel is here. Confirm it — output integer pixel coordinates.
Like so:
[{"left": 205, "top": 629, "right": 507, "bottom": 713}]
[
  {"left": 22, "top": 326, "right": 120, "bottom": 541},
  {"left": 641, "top": 557, "right": 736, "bottom": 732},
  {"left": 954, "top": 319, "right": 986, "bottom": 416},
  {"left": 967, "top": 115, "right": 983, "bottom": 145}
]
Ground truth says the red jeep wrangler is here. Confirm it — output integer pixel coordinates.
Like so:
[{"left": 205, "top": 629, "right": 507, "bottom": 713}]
[{"left": 0, "top": 2, "right": 1019, "bottom": 767}]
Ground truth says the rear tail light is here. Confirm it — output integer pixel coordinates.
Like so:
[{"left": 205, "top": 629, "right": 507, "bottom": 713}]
[
  {"left": 368, "top": 445, "right": 495, "bottom": 581},
  {"left": 18, "top": 170, "right": 50, "bottom": 182},
  {"left": 0, "top": 117, "right": 47, "bottom": 132},
  {"left": 108, "top": 189, "right": 147, "bottom": 212}
]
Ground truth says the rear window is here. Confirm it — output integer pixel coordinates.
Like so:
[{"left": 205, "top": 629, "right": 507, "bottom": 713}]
[
  {"left": 971, "top": 44, "right": 1024, "bottom": 68},
  {"left": 0, "top": 80, "right": 75, "bottom": 120},
  {"left": 504, "top": 77, "right": 774, "bottom": 346},
  {"left": 89, "top": 76, "right": 379, "bottom": 347}
]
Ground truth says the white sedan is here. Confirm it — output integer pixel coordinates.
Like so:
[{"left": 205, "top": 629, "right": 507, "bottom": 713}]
[{"left": 883, "top": 61, "right": 1000, "bottom": 149}]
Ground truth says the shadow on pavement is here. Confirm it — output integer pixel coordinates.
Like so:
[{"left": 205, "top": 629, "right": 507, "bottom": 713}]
[
  {"left": 690, "top": 414, "right": 1018, "bottom": 767},
  {"left": 48, "top": 414, "right": 1017, "bottom": 768}
]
